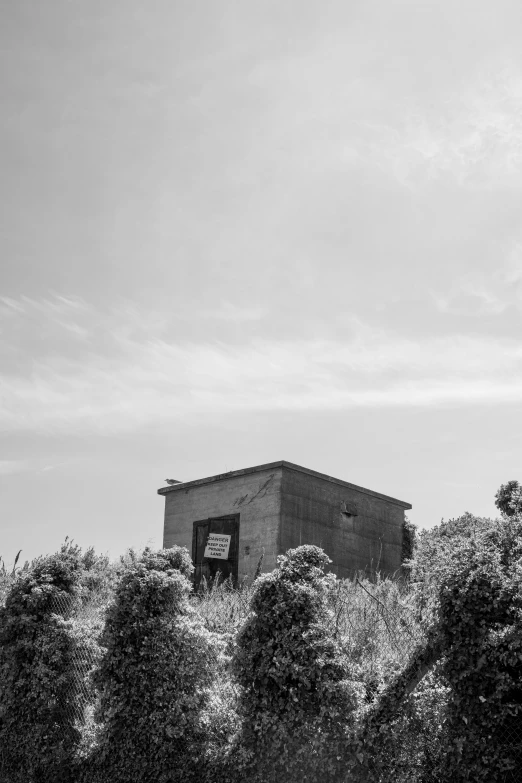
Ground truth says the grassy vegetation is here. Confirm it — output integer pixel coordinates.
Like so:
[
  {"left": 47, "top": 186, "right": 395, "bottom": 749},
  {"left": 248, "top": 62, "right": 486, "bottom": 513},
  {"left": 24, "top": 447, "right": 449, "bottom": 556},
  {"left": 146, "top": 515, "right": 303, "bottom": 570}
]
[{"left": 2, "top": 485, "right": 522, "bottom": 782}]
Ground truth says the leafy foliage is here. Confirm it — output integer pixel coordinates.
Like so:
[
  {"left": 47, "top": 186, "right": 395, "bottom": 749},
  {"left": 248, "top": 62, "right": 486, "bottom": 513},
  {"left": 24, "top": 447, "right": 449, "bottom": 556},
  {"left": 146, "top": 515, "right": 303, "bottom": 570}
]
[
  {"left": 434, "top": 517, "right": 522, "bottom": 781},
  {"left": 352, "top": 513, "right": 522, "bottom": 781},
  {"left": 4, "top": 501, "right": 522, "bottom": 783},
  {"left": 0, "top": 550, "right": 30, "bottom": 606},
  {"left": 87, "top": 546, "right": 219, "bottom": 783},
  {"left": 0, "top": 543, "right": 84, "bottom": 783},
  {"left": 495, "top": 479, "right": 522, "bottom": 517},
  {"left": 229, "top": 545, "right": 361, "bottom": 783},
  {"left": 401, "top": 515, "right": 417, "bottom": 565},
  {"left": 409, "top": 512, "right": 497, "bottom": 624}
]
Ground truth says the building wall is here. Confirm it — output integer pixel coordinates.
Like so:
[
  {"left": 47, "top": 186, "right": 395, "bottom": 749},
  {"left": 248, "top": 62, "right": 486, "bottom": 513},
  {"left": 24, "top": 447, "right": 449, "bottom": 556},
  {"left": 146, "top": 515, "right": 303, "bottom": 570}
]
[
  {"left": 280, "top": 466, "right": 406, "bottom": 578},
  {"left": 162, "top": 465, "right": 283, "bottom": 579}
]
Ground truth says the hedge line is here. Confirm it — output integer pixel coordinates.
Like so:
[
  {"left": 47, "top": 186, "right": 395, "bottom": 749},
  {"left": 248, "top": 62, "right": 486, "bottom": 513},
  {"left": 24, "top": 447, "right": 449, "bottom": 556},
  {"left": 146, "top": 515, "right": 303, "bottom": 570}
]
[{"left": 1, "top": 518, "right": 522, "bottom": 782}]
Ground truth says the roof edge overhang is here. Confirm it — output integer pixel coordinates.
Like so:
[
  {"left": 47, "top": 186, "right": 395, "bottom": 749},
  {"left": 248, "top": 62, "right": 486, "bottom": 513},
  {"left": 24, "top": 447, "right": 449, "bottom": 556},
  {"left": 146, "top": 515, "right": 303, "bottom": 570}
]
[{"left": 157, "top": 460, "right": 412, "bottom": 510}]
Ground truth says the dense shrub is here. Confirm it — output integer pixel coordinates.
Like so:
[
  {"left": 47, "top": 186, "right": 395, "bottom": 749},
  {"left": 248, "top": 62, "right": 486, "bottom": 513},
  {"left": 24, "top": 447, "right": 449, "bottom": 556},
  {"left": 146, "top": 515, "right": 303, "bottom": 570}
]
[
  {"left": 495, "top": 479, "right": 522, "bottom": 517},
  {"left": 0, "top": 550, "right": 30, "bottom": 606},
  {"left": 409, "top": 512, "right": 499, "bottom": 624},
  {"left": 87, "top": 546, "right": 220, "bottom": 783},
  {"left": 434, "top": 517, "right": 522, "bottom": 781},
  {"left": 4, "top": 509, "right": 522, "bottom": 783},
  {"left": 0, "top": 544, "right": 84, "bottom": 783},
  {"left": 401, "top": 515, "right": 417, "bottom": 565},
  {"left": 353, "top": 514, "right": 522, "bottom": 782},
  {"left": 229, "top": 545, "right": 361, "bottom": 783}
]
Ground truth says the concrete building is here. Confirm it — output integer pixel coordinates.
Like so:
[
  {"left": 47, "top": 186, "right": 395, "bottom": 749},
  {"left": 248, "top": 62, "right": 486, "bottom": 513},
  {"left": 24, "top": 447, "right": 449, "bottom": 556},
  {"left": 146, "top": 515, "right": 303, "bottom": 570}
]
[{"left": 158, "top": 460, "right": 411, "bottom": 587}]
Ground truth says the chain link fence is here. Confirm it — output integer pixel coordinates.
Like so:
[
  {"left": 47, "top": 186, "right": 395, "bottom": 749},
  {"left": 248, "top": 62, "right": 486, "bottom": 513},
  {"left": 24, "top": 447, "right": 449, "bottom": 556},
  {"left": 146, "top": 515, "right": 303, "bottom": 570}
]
[
  {"left": 49, "top": 585, "right": 235, "bottom": 782},
  {"left": 3, "top": 575, "right": 522, "bottom": 782}
]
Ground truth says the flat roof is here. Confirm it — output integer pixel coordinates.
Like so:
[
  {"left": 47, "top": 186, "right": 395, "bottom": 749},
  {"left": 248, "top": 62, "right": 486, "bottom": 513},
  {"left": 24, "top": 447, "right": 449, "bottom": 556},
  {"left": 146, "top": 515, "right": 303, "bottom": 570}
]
[{"left": 157, "top": 460, "right": 412, "bottom": 509}]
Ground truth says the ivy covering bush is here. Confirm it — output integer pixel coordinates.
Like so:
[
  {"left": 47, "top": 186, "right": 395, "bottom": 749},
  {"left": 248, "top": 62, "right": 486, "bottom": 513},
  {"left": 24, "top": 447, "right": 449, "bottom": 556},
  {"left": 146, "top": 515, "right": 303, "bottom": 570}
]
[
  {"left": 229, "top": 545, "right": 361, "bottom": 783},
  {"left": 401, "top": 515, "right": 417, "bottom": 566},
  {"left": 434, "top": 517, "right": 522, "bottom": 781},
  {"left": 87, "top": 546, "right": 219, "bottom": 783},
  {"left": 352, "top": 511, "right": 522, "bottom": 782},
  {"left": 3, "top": 485, "right": 522, "bottom": 783},
  {"left": 0, "top": 544, "right": 84, "bottom": 783},
  {"left": 495, "top": 479, "right": 522, "bottom": 517}
]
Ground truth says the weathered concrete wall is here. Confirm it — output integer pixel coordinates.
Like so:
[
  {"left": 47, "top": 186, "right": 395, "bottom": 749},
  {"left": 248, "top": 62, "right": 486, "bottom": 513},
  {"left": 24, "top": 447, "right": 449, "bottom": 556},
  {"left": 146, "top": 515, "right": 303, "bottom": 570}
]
[
  {"left": 160, "top": 461, "right": 411, "bottom": 581},
  {"left": 280, "top": 466, "right": 408, "bottom": 578},
  {"left": 162, "top": 465, "right": 282, "bottom": 579}
]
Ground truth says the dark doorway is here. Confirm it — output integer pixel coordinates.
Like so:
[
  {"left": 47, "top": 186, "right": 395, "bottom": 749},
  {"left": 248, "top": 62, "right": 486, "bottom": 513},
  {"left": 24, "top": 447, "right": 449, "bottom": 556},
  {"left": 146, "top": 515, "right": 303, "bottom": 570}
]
[{"left": 192, "top": 514, "right": 240, "bottom": 591}]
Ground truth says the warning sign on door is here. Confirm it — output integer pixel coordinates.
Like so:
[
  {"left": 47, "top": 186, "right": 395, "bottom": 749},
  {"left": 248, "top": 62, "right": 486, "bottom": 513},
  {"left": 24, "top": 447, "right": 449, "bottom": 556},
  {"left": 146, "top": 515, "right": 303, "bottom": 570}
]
[{"left": 204, "top": 533, "right": 231, "bottom": 560}]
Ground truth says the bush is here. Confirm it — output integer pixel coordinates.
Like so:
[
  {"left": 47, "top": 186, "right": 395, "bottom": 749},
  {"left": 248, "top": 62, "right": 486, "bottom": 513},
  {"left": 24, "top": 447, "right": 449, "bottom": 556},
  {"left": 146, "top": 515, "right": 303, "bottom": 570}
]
[
  {"left": 87, "top": 546, "right": 220, "bottom": 783},
  {"left": 4, "top": 520, "right": 522, "bottom": 783},
  {"left": 409, "top": 512, "right": 499, "bottom": 624},
  {"left": 434, "top": 517, "right": 522, "bottom": 781},
  {"left": 0, "top": 544, "right": 84, "bottom": 783},
  {"left": 495, "top": 480, "right": 522, "bottom": 517},
  {"left": 401, "top": 515, "right": 417, "bottom": 565},
  {"left": 229, "top": 545, "right": 361, "bottom": 783},
  {"left": 0, "top": 550, "right": 30, "bottom": 606},
  {"left": 353, "top": 515, "right": 522, "bottom": 782}
]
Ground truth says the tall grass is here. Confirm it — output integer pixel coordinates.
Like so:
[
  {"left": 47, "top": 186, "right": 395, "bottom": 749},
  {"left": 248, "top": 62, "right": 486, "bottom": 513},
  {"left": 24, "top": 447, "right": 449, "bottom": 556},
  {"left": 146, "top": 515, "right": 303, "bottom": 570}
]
[
  {"left": 189, "top": 568, "right": 426, "bottom": 701},
  {"left": 2, "top": 546, "right": 425, "bottom": 707},
  {"left": 0, "top": 551, "right": 29, "bottom": 606},
  {"left": 2, "top": 550, "right": 424, "bottom": 682}
]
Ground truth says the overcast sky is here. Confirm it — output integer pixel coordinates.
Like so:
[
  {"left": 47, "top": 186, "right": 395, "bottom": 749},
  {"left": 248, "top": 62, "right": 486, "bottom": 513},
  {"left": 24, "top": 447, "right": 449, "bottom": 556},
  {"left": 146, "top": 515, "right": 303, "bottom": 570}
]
[{"left": 2, "top": 0, "right": 522, "bottom": 565}]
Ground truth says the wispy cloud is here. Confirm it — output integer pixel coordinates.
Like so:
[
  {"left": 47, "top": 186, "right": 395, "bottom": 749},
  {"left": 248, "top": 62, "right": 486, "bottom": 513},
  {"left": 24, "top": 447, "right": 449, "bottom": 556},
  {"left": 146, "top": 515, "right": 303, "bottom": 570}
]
[
  {"left": 183, "top": 302, "right": 267, "bottom": 323},
  {"left": 433, "top": 278, "right": 508, "bottom": 316},
  {"left": 0, "top": 460, "right": 29, "bottom": 476},
  {"left": 433, "top": 243, "right": 522, "bottom": 315},
  {"left": 1, "top": 295, "right": 522, "bottom": 435},
  {"left": 39, "top": 462, "right": 67, "bottom": 473},
  {"left": 360, "top": 62, "right": 522, "bottom": 189}
]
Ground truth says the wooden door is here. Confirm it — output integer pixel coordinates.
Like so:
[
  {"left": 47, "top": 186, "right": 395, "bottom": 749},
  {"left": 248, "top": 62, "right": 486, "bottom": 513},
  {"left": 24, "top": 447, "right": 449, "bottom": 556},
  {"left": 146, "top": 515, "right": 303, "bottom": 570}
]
[{"left": 192, "top": 514, "right": 240, "bottom": 591}]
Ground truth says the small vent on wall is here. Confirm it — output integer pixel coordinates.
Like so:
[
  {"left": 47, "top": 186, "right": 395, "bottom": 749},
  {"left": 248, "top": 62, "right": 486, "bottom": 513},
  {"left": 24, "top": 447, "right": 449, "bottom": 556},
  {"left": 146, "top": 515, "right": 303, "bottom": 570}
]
[{"left": 341, "top": 501, "right": 358, "bottom": 517}]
